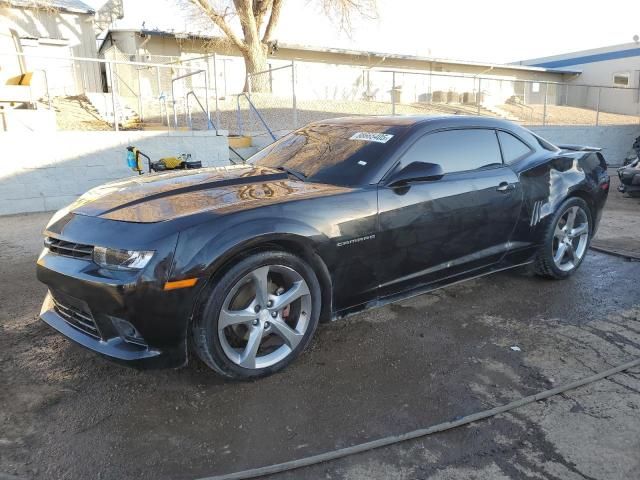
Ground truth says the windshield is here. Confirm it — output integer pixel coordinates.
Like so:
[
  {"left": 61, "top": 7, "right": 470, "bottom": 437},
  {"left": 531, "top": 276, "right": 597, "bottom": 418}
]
[{"left": 252, "top": 122, "right": 409, "bottom": 186}]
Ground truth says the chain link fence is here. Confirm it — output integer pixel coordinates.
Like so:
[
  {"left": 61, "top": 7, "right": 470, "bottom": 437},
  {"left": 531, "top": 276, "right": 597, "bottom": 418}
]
[{"left": 3, "top": 49, "right": 639, "bottom": 135}]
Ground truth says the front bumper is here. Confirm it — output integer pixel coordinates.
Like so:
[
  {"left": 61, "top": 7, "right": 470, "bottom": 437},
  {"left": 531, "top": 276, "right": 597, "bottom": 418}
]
[
  {"left": 41, "top": 291, "right": 164, "bottom": 365},
  {"left": 37, "top": 244, "right": 199, "bottom": 369}
]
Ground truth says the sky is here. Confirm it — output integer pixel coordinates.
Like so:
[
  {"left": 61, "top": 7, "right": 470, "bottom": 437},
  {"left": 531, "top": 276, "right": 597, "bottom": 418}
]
[{"left": 87, "top": 0, "right": 640, "bottom": 63}]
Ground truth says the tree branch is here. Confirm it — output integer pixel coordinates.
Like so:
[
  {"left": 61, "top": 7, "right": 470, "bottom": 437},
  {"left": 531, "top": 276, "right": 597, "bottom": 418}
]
[
  {"left": 234, "top": 0, "right": 260, "bottom": 45},
  {"left": 190, "top": 0, "right": 248, "bottom": 52},
  {"left": 262, "top": 0, "right": 283, "bottom": 42},
  {"left": 253, "top": 0, "right": 273, "bottom": 31}
]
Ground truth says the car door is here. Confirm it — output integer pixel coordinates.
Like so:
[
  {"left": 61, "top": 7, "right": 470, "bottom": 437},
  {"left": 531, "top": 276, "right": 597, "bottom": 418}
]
[{"left": 376, "top": 128, "right": 523, "bottom": 298}]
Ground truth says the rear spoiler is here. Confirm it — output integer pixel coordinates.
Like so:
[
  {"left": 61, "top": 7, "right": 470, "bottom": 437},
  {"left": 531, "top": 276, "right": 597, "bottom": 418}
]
[{"left": 557, "top": 144, "right": 602, "bottom": 152}]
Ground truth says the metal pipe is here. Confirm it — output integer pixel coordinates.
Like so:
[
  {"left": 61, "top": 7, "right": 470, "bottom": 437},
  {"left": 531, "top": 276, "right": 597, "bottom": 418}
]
[
  {"left": 595, "top": 87, "right": 601, "bottom": 126},
  {"left": 137, "top": 68, "right": 143, "bottom": 122},
  {"left": 236, "top": 93, "right": 275, "bottom": 140},
  {"left": 391, "top": 71, "right": 396, "bottom": 115},
  {"left": 171, "top": 79, "right": 178, "bottom": 129},
  {"left": 211, "top": 53, "right": 221, "bottom": 133},
  {"left": 291, "top": 61, "right": 297, "bottom": 129},
  {"left": 248, "top": 63, "right": 296, "bottom": 76},
  {"left": 171, "top": 69, "right": 207, "bottom": 129},
  {"left": 203, "top": 68, "right": 211, "bottom": 129},
  {"left": 186, "top": 91, "right": 215, "bottom": 130},
  {"left": 107, "top": 62, "right": 118, "bottom": 131},
  {"left": 33, "top": 68, "right": 52, "bottom": 110},
  {"left": 543, "top": 83, "right": 548, "bottom": 126},
  {"left": 236, "top": 94, "right": 243, "bottom": 136}
]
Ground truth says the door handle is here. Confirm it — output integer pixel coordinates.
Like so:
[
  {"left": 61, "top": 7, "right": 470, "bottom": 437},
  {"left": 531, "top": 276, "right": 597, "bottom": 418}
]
[{"left": 496, "top": 182, "right": 516, "bottom": 193}]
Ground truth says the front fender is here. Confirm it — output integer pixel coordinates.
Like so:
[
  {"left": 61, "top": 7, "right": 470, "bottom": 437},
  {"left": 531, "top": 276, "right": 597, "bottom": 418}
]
[{"left": 169, "top": 215, "right": 331, "bottom": 282}]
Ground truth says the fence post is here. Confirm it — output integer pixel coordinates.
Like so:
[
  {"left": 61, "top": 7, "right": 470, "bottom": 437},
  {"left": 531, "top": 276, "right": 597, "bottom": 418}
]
[
  {"left": 204, "top": 68, "right": 212, "bottom": 130},
  {"left": 212, "top": 53, "right": 221, "bottom": 133},
  {"left": 137, "top": 67, "right": 143, "bottom": 122},
  {"left": 172, "top": 78, "right": 178, "bottom": 129},
  {"left": 595, "top": 87, "right": 601, "bottom": 126},
  {"left": 392, "top": 71, "right": 396, "bottom": 115},
  {"left": 477, "top": 77, "right": 482, "bottom": 115},
  {"left": 543, "top": 83, "right": 548, "bottom": 126},
  {"left": 107, "top": 61, "right": 118, "bottom": 132},
  {"left": 291, "top": 60, "right": 298, "bottom": 129}
]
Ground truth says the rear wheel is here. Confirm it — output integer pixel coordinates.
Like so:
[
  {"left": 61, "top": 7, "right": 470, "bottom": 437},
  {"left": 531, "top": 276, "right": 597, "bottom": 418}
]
[
  {"left": 534, "top": 197, "right": 592, "bottom": 279},
  {"left": 191, "top": 251, "right": 321, "bottom": 379}
]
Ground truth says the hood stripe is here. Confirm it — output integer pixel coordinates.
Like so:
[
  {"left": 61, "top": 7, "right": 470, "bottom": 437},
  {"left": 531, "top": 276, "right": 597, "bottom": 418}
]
[{"left": 98, "top": 171, "right": 289, "bottom": 217}]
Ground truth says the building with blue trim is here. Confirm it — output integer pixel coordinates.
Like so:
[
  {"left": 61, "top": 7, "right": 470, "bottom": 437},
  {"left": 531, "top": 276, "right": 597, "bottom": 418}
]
[{"left": 516, "top": 42, "right": 640, "bottom": 116}]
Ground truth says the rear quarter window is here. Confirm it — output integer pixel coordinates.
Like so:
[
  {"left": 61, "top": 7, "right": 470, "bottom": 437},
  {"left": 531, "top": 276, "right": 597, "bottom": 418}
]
[{"left": 497, "top": 131, "right": 533, "bottom": 163}]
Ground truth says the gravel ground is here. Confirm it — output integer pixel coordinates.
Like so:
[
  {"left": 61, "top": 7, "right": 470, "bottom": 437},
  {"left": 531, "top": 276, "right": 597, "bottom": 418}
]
[
  {"left": 499, "top": 103, "right": 640, "bottom": 126},
  {"left": 0, "top": 173, "right": 639, "bottom": 480},
  {"left": 46, "top": 96, "right": 112, "bottom": 131},
  {"left": 49, "top": 93, "right": 640, "bottom": 133}
]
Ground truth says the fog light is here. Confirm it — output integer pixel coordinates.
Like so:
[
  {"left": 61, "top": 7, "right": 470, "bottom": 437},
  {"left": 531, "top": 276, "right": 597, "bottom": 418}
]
[{"left": 111, "top": 317, "right": 147, "bottom": 346}]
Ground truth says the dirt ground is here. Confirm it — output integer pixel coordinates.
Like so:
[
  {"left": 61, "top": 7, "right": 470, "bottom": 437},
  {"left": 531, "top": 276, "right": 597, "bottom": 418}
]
[
  {"left": 0, "top": 171, "right": 639, "bottom": 480},
  {"left": 49, "top": 94, "right": 640, "bottom": 133}
]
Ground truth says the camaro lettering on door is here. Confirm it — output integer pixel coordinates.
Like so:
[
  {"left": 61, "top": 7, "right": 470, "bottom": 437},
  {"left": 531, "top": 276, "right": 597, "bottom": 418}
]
[{"left": 337, "top": 234, "right": 376, "bottom": 247}]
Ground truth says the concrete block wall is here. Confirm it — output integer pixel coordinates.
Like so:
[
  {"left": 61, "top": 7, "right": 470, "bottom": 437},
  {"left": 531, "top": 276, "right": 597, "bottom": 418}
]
[
  {"left": 529, "top": 125, "right": 640, "bottom": 165},
  {"left": 0, "top": 131, "right": 229, "bottom": 216}
]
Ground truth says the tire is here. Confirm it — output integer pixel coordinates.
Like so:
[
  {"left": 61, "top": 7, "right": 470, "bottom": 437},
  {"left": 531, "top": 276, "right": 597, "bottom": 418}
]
[
  {"left": 191, "top": 250, "right": 321, "bottom": 379},
  {"left": 534, "top": 197, "right": 592, "bottom": 279}
]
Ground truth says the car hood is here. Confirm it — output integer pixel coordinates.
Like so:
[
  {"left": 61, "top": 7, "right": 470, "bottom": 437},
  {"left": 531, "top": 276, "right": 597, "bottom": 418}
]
[{"left": 60, "top": 164, "right": 350, "bottom": 223}]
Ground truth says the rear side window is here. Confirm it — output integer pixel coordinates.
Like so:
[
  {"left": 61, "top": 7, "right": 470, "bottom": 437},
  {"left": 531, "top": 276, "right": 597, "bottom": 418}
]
[
  {"left": 498, "top": 131, "right": 533, "bottom": 163},
  {"left": 399, "top": 129, "right": 502, "bottom": 174}
]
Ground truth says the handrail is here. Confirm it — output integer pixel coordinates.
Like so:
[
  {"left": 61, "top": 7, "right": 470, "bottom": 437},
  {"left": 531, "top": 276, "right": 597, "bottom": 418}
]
[
  {"left": 247, "top": 63, "right": 293, "bottom": 79},
  {"left": 32, "top": 68, "right": 51, "bottom": 109},
  {"left": 171, "top": 69, "right": 210, "bottom": 129},
  {"left": 186, "top": 90, "right": 215, "bottom": 130},
  {"left": 235, "top": 92, "right": 276, "bottom": 141},
  {"left": 228, "top": 145, "right": 246, "bottom": 165},
  {"left": 159, "top": 93, "right": 169, "bottom": 126}
]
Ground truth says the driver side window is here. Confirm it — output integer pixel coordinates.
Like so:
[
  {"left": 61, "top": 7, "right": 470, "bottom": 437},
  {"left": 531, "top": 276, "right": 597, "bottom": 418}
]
[{"left": 399, "top": 129, "right": 503, "bottom": 174}]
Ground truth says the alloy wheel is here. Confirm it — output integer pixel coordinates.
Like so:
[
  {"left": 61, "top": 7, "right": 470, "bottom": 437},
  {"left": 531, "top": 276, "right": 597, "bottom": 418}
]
[
  {"left": 217, "top": 264, "right": 312, "bottom": 369},
  {"left": 552, "top": 205, "right": 590, "bottom": 272}
]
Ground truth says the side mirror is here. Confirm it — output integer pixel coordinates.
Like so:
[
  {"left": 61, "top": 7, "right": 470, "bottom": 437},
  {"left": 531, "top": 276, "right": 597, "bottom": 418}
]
[{"left": 386, "top": 161, "right": 444, "bottom": 187}]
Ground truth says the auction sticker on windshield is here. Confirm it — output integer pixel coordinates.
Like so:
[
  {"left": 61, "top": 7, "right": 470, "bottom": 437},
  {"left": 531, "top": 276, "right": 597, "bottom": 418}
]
[{"left": 349, "top": 132, "right": 394, "bottom": 143}]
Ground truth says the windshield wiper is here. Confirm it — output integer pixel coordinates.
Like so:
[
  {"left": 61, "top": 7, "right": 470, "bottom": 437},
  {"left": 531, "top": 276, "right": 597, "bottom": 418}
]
[{"left": 276, "top": 166, "right": 307, "bottom": 182}]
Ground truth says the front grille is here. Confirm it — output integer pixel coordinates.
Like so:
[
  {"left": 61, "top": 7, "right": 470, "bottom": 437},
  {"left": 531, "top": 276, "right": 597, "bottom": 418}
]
[
  {"left": 52, "top": 295, "right": 101, "bottom": 339},
  {"left": 45, "top": 237, "right": 93, "bottom": 259}
]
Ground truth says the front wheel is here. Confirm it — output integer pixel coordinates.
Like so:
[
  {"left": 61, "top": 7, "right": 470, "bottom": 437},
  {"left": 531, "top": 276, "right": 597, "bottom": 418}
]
[
  {"left": 191, "top": 251, "right": 321, "bottom": 379},
  {"left": 534, "top": 197, "right": 592, "bottom": 279}
]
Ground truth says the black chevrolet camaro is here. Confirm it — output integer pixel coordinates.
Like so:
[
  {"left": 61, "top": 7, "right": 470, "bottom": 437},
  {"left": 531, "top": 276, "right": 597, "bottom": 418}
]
[{"left": 37, "top": 116, "right": 610, "bottom": 378}]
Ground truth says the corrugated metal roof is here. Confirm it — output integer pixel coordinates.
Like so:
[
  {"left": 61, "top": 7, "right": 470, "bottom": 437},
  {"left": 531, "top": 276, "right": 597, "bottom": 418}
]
[{"left": 3, "top": 0, "right": 94, "bottom": 13}]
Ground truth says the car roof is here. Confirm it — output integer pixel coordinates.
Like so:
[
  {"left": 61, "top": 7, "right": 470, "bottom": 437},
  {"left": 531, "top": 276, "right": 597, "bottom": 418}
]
[{"left": 314, "top": 115, "right": 520, "bottom": 130}]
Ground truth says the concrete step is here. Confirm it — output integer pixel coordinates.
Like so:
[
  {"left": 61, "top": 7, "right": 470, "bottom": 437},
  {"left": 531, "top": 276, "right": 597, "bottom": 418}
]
[
  {"left": 141, "top": 122, "right": 169, "bottom": 131},
  {"left": 86, "top": 92, "right": 140, "bottom": 126}
]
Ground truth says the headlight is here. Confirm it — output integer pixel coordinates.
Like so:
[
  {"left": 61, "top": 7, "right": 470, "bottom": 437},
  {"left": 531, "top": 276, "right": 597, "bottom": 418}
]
[{"left": 93, "top": 246, "right": 154, "bottom": 271}]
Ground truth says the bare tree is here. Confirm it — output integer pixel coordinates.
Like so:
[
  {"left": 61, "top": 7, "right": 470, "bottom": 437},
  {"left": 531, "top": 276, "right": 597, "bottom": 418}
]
[{"left": 186, "top": 0, "right": 376, "bottom": 91}]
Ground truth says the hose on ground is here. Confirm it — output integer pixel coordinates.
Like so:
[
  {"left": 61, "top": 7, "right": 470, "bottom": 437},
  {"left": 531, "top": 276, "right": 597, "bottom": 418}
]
[
  {"left": 198, "top": 357, "right": 640, "bottom": 480},
  {"left": 590, "top": 245, "right": 640, "bottom": 261}
]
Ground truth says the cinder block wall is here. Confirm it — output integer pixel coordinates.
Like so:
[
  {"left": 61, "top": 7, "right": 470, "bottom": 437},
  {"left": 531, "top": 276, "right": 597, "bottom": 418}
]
[
  {"left": 0, "top": 131, "right": 229, "bottom": 216},
  {"left": 529, "top": 125, "right": 640, "bottom": 165}
]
